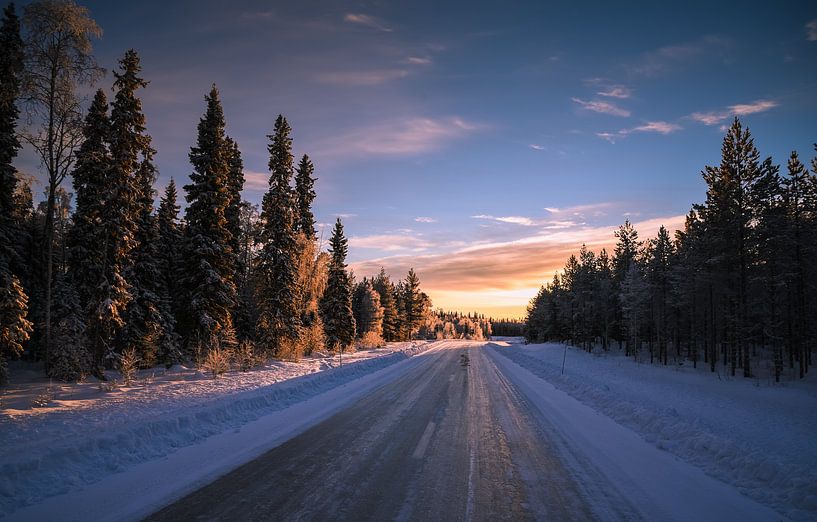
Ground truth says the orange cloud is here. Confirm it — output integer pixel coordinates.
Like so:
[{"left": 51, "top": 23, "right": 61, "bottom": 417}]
[{"left": 350, "top": 214, "right": 687, "bottom": 318}]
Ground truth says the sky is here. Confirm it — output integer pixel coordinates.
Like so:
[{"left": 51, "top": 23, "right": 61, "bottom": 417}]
[{"left": 16, "top": 0, "right": 817, "bottom": 319}]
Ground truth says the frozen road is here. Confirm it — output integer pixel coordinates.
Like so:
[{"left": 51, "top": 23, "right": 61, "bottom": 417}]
[{"left": 146, "top": 341, "right": 781, "bottom": 521}]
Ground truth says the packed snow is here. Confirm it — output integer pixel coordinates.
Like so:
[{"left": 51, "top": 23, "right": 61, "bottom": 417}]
[
  {"left": 490, "top": 339, "right": 817, "bottom": 521},
  {"left": 0, "top": 342, "right": 433, "bottom": 519}
]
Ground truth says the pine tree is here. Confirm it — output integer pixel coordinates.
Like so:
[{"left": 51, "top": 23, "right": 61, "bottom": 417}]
[
  {"left": 612, "top": 219, "right": 641, "bottom": 349},
  {"left": 86, "top": 50, "right": 147, "bottom": 373},
  {"left": 224, "top": 136, "right": 244, "bottom": 276},
  {"left": 320, "top": 218, "right": 355, "bottom": 352},
  {"left": 294, "top": 154, "right": 317, "bottom": 238},
  {"left": 156, "top": 178, "right": 183, "bottom": 321},
  {"left": 0, "top": 2, "right": 24, "bottom": 262},
  {"left": 67, "top": 90, "right": 109, "bottom": 309},
  {"left": 372, "top": 267, "right": 399, "bottom": 342},
  {"left": 121, "top": 147, "right": 180, "bottom": 367},
  {"left": 0, "top": 3, "right": 31, "bottom": 385},
  {"left": 0, "top": 268, "right": 31, "bottom": 384},
  {"left": 180, "top": 85, "right": 237, "bottom": 353},
  {"left": 401, "top": 268, "right": 426, "bottom": 340},
  {"left": 256, "top": 115, "right": 301, "bottom": 355}
]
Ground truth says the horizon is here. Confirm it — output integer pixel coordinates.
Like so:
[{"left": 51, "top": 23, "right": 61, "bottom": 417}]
[{"left": 16, "top": 0, "right": 817, "bottom": 319}]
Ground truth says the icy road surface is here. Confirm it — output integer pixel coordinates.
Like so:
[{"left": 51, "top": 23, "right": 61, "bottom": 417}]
[{"left": 147, "top": 342, "right": 780, "bottom": 522}]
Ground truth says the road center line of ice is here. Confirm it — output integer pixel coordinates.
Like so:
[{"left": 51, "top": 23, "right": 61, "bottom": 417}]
[{"left": 411, "top": 421, "right": 436, "bottom": 459}]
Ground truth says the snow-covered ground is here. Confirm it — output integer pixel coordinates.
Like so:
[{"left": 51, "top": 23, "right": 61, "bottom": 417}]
[
  {"left": 0, "top": 342, "right": 434, "bottom": 520},
  {"left": 490, "top": 339, "right": 817, "bottom": 521}
]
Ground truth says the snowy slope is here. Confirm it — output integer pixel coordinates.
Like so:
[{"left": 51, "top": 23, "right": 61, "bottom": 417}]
[
  {"left": 0, "top": 342, "right": 434, "bottom": 519},
  {"left": 491, "top": 339, "right": 817, "bottom": 521}
]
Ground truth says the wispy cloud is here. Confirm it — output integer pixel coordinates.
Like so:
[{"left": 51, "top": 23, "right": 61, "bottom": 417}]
[
  {"left": 630, "top": 36, "right": 730, "bottom": 77},
  {"left": 414, "top": 216, "right": 437, "bottom": 223},
  {"left": 351, "top": 215, "right": 687, "bottom": 297},
  {"left": 597, "top": 86, "right": 632, "bottom": 99},
  {"left": 316, "top": 117, "right": 484, "bottom": 157},
  {"left": 316, "top": 69, "right": 409, "bottom": 86},
  {"left": 349, "top": 233, "right": 432, "bottom": 252},
  {"left": 243, "top": 170, "right": 268, "bottom": 191},
  {"left": 571, "top": 97, "right": 630, "bottom": 117},
  {"left": 597, "top": 121, "right": 681, "bottom": 143},
  {"left": 529, "top": 144, "right": 545, "bottom": 151},
  {"left": 406, "top": 56, "right": 432, "bottom": 65},
  {"left": 472, "top": 214, "right": 538, "bottom": 227},
  {"left": 689, "top": 99, "right": 778, "bottom": 126},
  {"left": 806, "top": 19, "right": 817, "bottom": 41},
  {"left": 343, "top": 13, "right": 392, "bottom": 32}
]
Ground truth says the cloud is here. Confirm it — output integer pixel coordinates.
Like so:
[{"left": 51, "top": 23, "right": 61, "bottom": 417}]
[
  {"left": 631, "top": 36, "right": 730, "bottom": 77},
  {"left": 729, "top": 99, "right": 778, "bottom": 116},
  {"left": 315, "top": 69, "right": 409, "bottom": 86},
  {"left": 336, "top": 213, "right": 357, "bottom": 219},
  {"left": 243, "top": 169, "right": 268, "bottom": 191},
  {"left": 631, "top": 121, "right": 681, "bottom": 134},
  {"left": 349, "top": 233, "right": 432, "bottom": 252},
  {"left": 689, "top": 99, "right": 778, "bottom": 126},
  {"left": 597, "top": 86, "right": 632, "bottom": 99},
  {"left": 343, "top": 13, "right": 392, "bottom": 32},
  {"left": 807, "top": 19, "right": 817, "bottom": 41},
  {"left": 406, "top": 56, "right": 432, "bottom": 65},
  {"left": 597, "top": 121, "right": 681, "bottom": 142},
  {"left": 571, "top": 97, "right": 630, "bottom": 117},
  {"left": 472, "top": 215, "right": 537, "bottom": 227},
  {"left": 529, "top": 144, "right": 545, "bottom": 151},
  {"left": 316, "top": 117, "right": 484, "bottom": 157},
  {"left": 414, "top": 216, "right": 437, "bottom": 223},
  {"left": 350, "top": 215, "right": 687, "bottom": 298}
]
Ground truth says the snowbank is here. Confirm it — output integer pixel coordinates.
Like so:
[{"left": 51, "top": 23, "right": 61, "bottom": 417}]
[
  {"left": 0, "top": 342, "right": 432, "bottom": 518},
  {"left": 492, "top": 340, "right": 817, "bottom": 520}
]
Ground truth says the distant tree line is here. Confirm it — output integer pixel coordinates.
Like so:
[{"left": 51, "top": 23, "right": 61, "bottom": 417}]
[
  {"left": 0, "top": 1, "right": 435, "bottom": 384},
  {"left": 526, "top": 119, "right": 816, "bottom": 381}
]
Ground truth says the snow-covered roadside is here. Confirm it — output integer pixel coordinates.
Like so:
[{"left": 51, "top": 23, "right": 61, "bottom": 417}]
[
  {"left": 486, "top": 344, "right": 784, "bottom": 521},
  {"left": 490, "top": 340, "right": 817, "bottom": 521},
  {"left": 0, "top": 342, "right": 437, "bottom": 520}
]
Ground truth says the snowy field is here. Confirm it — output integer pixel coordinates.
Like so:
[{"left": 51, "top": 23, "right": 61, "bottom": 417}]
[
  {"left": 0, "top": 342, "right": 434, "bottom": 520},
  {"left": 491, "top": 339, "right": 817, "bottom": 521}
]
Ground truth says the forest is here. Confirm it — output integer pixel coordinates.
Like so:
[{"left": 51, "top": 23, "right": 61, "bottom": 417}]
[
  {"left": 525, "top": 119, "right": 816, "bottom": 382},
  {"left": 0, "top": 1, "right": 451, "bottom": 385}
]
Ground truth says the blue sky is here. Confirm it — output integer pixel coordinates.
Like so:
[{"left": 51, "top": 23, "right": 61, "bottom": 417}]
[{"left": 17, "top": 0, "right": 817, "bottom": 317}]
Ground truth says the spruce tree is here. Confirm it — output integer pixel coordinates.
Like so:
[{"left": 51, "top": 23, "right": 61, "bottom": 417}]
[
  {"left": 67, "top": 89, "right": 109, "bottom": 309},
  {"left": 401, "top": 268, "right": 426, "bottom": 339},
  {"left": 181, "top": 85, "right": 237, "bottom": 353},
  {"left": 295, "top": 154, "right": 317, "bottom": 238},
  {"left": 0, "top": 3, "right": 31, "bottom": 385},
  {"left": 85, "top": 50, "right": 146, "bottom": 373},
  {"left": 320, "top": 218, "right": 355, "bottom": 352},
  {"left": 372, "top": 267, "right": 399, "bottom": 342},
  {"left": 157, "top": 178, "right": 183, "bottom": 314},
  {"left": 122, "top": 148, "right": 180, "bottom": 367},
  {"left": 225, "top": 136, "right": 244, "bottom": 274},
  {"left": 0, "top": 2, "right": 24, "bottom": 258},
  {"left": 256, "top": 115, "right": 301, "bottom": 355}
]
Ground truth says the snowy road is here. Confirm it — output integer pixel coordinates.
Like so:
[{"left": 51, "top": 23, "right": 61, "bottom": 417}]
[
  {"left": 146, "top": 341, "right": 781, "bottom": 521},
  {"left": 148, "top": 343, "right": 596, "bottom": 521}
]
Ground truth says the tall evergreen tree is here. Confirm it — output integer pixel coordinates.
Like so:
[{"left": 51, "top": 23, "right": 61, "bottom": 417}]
[
  {"left": 0, "top": 2, "right": 24, "bottom": 258},
  {"left": 0, "top": 3, "right": 31, "bottom": 385},
  {"left": 49, "top": 274, "right": 87, "bottom": 382},
  {"left": 67, "top": 89, "right": 109, "bottom": 309},
  {"left": 122, "top": 147, "right": 180, "bottom": 367},
  {"left": 372, "top": 267, "right": 399, "bottom": 342},
  {"left": 401, "top": 268, "right": 426, "bottom": 339},
  {"left": 85, "top": 50, "right": 146, "bottom": 373},
  {"left": 294, "top": 154, "right": 317, "bottom": 238},
  {"left": 224, "top": 136, "right": 244, "bottom": 274},
  {"left": 320, "top": 218, "right": 355, "bottom": 352},
  {"left": 181, "top": 85, "right": 237, "bottom": 353},
  {"left": 256, "top": 115, "right": 301, "bottom": 355},
  {"left": 156, "top": 178, "right": 183, "bottom": 320}
]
